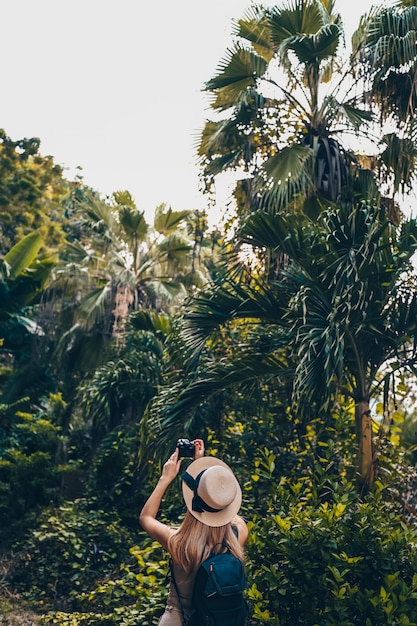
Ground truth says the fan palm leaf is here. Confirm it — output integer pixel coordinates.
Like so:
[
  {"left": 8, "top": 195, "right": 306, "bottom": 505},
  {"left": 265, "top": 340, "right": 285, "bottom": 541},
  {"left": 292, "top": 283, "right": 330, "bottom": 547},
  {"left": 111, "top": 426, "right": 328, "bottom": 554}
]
[
  {"left": 365, "top": 6, "right": 417, "bottom": 71},
  {"left": 205, "top": 44, "right": 267, "bottom": 97},
  {"left": 153, "top": 204, "right": 190, "bottom": 235},
  {"left": 118, "top": 206, "right": 148, "bottom": 241},
  {"left": 233, "top": 5, "right": 275, "bottom": 62}
]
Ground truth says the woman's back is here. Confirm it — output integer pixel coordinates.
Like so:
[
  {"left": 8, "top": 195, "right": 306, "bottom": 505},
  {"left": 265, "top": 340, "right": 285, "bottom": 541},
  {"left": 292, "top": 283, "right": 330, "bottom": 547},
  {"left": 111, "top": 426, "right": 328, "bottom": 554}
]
[{"left": 139, "top": 441, "right": 248, "bottom": 626}]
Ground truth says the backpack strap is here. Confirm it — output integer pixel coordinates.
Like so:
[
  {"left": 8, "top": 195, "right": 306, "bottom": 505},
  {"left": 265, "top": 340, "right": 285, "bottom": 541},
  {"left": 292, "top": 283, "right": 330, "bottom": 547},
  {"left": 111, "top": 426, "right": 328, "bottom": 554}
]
[
  {"left": 169, "top": 559, "right": 187, "bottom": 626},
  {"left": 169, "top": 546, "right": 206, "bottom": 626}
]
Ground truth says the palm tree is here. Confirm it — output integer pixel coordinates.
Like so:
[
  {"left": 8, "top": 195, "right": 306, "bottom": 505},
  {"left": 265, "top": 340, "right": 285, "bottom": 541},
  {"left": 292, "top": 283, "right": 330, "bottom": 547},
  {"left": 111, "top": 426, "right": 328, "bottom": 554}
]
[
  {"left": 42, "top": 189, "right": 215, "bottom": 380},
  {"left": 66, "top": 190, "right": 212, "bottom": 331},
  {"left": 353, "top": 1, "right": 417, "bottom": 207},
  {"left": 198, "top": 0, "right": 375, "bottom": 220},
  {"left": 28, "top": 191, "right": 219, "bottom": 455},
  {"left": 150, "top": 203, "right": 417, "bottom": 490}
]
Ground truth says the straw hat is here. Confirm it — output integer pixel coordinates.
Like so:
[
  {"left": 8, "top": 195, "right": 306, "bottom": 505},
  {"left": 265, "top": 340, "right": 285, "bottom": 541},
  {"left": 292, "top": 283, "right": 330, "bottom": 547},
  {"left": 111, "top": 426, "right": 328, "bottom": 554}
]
[{"left": 182, "top": 456, "right": 242, "bottom": 527}]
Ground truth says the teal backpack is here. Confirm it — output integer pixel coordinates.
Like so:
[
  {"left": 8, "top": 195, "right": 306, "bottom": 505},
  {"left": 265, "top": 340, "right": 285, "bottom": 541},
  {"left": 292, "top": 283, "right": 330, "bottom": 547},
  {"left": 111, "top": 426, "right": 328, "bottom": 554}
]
[{"left": 172, "top": 545, "right": 248, "bottom": 626}]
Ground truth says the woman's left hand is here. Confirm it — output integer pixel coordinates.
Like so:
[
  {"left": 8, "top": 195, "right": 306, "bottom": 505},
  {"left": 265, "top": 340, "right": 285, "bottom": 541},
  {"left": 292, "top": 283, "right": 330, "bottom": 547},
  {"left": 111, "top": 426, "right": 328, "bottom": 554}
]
[{"left": 161, "top": 448, "right": 181, "bottom": 483}]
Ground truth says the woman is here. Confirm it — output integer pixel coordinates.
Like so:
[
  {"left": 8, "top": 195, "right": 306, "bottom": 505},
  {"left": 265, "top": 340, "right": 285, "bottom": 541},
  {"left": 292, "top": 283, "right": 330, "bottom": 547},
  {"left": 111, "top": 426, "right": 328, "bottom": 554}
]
[{"left": 139, "top": 439, "right": 248, "bottom": 625}]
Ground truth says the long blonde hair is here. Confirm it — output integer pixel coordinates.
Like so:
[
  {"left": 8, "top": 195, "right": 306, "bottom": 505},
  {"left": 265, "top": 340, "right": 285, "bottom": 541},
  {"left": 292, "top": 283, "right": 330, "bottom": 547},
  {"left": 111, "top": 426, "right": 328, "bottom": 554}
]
[{"left": 168, "top": 511, "right": 245, "bottom": 575}]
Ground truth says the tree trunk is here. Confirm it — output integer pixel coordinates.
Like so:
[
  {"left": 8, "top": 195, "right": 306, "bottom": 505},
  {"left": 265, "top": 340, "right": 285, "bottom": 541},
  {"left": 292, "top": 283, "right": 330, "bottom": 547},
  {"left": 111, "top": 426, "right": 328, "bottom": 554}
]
[{"left": 355, "top": 400, "right": 375, "bottom": 491}]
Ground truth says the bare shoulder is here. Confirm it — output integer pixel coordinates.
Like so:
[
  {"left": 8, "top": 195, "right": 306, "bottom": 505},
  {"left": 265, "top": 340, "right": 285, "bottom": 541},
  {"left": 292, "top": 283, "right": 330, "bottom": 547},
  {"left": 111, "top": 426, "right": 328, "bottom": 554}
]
[
  {"left": 140, "top": 517, "right": 177, "bottom": 551},
  {"left": 232, "top": 515, "right": 249, "bottom": 546}
]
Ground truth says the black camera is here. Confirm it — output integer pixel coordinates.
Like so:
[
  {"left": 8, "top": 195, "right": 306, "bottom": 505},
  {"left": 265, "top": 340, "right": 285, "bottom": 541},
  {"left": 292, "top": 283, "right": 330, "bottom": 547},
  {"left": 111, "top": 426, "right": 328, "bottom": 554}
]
[{"left": 176, "top": 438, "right": 196, "bottom": 458}]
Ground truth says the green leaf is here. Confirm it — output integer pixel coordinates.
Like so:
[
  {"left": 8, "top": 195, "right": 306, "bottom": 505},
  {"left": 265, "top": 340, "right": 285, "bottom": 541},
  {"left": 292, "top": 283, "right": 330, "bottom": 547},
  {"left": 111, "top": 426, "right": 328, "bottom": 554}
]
[
  {"left": 263, "top": 145, "right": 312, "bottom": 184},
  {"left": 3, "top": 231, "right": 43, "bottom": 280}
]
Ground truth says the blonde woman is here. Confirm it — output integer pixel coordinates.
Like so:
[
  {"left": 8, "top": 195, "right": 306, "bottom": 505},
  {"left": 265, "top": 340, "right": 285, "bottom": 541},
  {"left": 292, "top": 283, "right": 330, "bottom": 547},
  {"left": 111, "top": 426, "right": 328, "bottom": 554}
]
[{"left": 139, "top": 439, "right": 248, "bottom": 625}]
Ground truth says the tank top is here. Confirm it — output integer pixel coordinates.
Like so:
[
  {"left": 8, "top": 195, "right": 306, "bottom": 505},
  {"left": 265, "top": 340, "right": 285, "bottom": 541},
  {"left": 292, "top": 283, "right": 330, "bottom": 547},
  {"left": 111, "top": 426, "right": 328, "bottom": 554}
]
[{"left": 158, "top": 562, "right": 194, "bottom": 625}]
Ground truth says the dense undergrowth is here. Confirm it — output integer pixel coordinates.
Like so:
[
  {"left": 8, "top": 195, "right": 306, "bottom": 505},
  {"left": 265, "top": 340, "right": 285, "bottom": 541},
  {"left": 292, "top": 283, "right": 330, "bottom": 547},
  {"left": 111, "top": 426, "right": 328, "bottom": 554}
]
[{"left": 2, "top": 409, "right": 417, "bottom": 625}]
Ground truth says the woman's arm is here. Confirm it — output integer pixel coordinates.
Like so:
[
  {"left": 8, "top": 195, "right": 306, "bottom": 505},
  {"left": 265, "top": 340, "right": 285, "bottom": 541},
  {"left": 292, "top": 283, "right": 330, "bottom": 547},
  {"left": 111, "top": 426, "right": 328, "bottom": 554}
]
[
  {"left": 139, "top": 449, "right": 181, "bottom": 549},
  {"left": 139, "top": 439, "right": 205, "bottom": 550}
]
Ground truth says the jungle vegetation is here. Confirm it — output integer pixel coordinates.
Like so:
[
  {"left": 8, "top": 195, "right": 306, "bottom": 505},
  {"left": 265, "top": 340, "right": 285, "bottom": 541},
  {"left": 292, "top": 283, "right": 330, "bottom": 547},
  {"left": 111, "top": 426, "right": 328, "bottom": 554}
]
[{"left": 2, "top": 1, "right": 417, "bottom": 624}]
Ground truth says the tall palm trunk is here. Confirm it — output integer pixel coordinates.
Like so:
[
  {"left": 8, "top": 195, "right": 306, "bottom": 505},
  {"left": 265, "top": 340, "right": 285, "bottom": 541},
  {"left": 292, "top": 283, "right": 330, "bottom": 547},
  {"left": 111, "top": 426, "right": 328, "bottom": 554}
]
[{"left": 355, "top": 400, "right": 374, "bottom": 491}]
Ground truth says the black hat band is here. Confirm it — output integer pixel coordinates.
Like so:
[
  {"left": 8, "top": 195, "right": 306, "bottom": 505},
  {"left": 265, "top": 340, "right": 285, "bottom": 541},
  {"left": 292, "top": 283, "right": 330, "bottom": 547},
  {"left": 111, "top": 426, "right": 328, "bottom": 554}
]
[{"left": 182, "top": 469, "right": 223, "bottom": 514}]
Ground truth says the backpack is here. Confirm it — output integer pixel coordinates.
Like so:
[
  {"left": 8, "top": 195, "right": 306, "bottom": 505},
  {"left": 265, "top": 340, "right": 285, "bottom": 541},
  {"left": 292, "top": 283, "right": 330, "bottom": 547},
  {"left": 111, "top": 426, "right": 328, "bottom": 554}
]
[{"left": 172, "top": 546, "right": 248, "bottom": 626}]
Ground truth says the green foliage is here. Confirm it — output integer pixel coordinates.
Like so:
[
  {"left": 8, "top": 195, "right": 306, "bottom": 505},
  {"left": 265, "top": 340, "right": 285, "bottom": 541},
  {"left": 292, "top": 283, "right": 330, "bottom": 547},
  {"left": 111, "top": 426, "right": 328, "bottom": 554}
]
[
  {"left": 0, "top": 129, "right": 70, "bottom": 255},
  {"left": 78, "top": 314, "right": 167, "bottom": 439},
  {"left": 40, "top": 542, "right": 169, "bottom": 626},
  {"left": 0, "top": 402, "right": 63, "bottom": 546},
  {"left": 9, "top": 499, "right": 136, "bottom": 612},
  {"left": 246, "top": 444, "right": 417, "bottom": 625},
  {"left": 13, "top": 424, "right": 415, "bottom": 626},
  {"left": 198, "top": 0, "right": 380, "bottom": 217}
]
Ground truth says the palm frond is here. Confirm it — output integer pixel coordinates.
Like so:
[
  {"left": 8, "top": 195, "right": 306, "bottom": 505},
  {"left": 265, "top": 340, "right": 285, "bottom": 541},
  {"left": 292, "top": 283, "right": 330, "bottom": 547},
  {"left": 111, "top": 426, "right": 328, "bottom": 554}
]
[
  {"left": 287, "top": 23, "right": 342, "bottom": 64},
  {"left": 147, "top": 350, "right": 291, "bottom": 451},
  {"left": 179, "top": 279, "right": 287, "bottom": 365},
  {"left": 263, "top": 145, "right": 313, "bottom": 183},
  {"left": 233, "top": 5, "right": 275, "bottom": 62},
  {"left": 339, "top": 103, "right": 374, "bottom": 131},
  {"left": 153, "top": 204, "right": 189, "bottom": 234},
  {"left": 118, "top": 206, "right": 148, "bottom": 240},
  {"left": 156, "top": 234, "right": 192, "bottom": 261},
  {"left": 239, "top": 210, "right": 308, "bottom": 263},
  {"left": 197, "top": 119, "right": 243, "bottom": 161},
  {"left": 76, "top": 286, "right": 111, "bottom": 329},
  {"left": 128, "top": 309, "right": 172, "bottom": 336},
  {"left": 259, "top": 145, "right": 314, "bottom": 211},
  {"left": 269, "top": 1, "right": 324, "bottom": 44},
  {"left": 398, "top": 217, "right": 417, "bottom": 254},
  {"left": 380, "top": 132, "right": 417, "bottom": 193},
  {"left": 366, "top": 6, "right": 417, "bottom": 69},
  {"left": 205, "top": 44, "right": 267, "bottom": 98},
  {"left": 76, "top": 192, "right": 115, "bottom": 235}
]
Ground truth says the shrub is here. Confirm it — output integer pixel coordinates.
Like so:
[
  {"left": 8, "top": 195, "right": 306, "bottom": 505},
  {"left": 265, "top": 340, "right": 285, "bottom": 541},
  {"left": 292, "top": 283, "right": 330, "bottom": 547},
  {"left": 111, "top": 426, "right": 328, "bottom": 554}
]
[
  {"left": 0, "top": 401, "right": 63, "bottom": 547},
  {"left": 246, "top": 450, "right": 417, "bottom": 625},
  {"left": 39, "top": 541, "right": 169, "bottom": 626},
  {"left": 8, "top": 499, "right": 136, "bottom": 612}
]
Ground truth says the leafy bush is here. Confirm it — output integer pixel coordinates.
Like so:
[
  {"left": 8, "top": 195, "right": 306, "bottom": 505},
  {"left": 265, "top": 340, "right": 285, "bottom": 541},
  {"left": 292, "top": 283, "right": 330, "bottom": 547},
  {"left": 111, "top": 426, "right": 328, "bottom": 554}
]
[
  {"left": 40, "top": 542, "right": 169, "bottom": 626},
  {"left": 0, "top": 407, "right": 62, "bottom": 547},
  {"left": 8, "top": 499, "right": 136, "bottom": 611},
  {"left": 6, "top": 402, "right": 417, "bottom": 626},
  {"left": 246, "top": 450, "right": 417, "bottom": 625}
]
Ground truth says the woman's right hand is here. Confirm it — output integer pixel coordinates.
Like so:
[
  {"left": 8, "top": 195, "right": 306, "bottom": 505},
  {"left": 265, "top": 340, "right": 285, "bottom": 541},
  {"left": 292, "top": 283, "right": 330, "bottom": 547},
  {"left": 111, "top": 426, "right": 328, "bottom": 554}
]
[{"left": 193, "top": 438, "right": 205, "bottom": 459}]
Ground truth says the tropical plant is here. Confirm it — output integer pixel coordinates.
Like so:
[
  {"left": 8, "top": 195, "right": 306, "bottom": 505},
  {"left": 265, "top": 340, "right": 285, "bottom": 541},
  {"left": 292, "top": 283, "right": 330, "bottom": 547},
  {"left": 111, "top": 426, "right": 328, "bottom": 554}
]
[
  {"left": 8, "top": 499, "right": 136, "bottom": 611},
  {"left": 19, "top": 191, "right": 215, "bottom": 427},
  {"left": 0, "top": 398, "right": 63, "bottom": 546},
  {"left": 197, "top": 0, "right": 377, "bottom": 220},
  {"left": 353, "top": 1, "right": 417, "bottom": 204},
  {"left": 247, "top": 445, "right": 417, "bottom": 625},
  {"left": 0, "top": 129, "right": 69, "bottom": 255},
  {"left": 51, "top": 190, "right": 214, "bottom": 352},
  {"left": 15, "top": 424, "right": 417, "bottom": 625},
  {"left": 0, "top": 232, "right": 57, "bottom": 401},
  {"left": 68, "top": 309, "right": 171, "bottom": 505},
  {"left": 149, "top": 202, "right": 417, "bottom": 490},
  {"left": 0, "top": 232, "right": 53, "bottom": 337}
]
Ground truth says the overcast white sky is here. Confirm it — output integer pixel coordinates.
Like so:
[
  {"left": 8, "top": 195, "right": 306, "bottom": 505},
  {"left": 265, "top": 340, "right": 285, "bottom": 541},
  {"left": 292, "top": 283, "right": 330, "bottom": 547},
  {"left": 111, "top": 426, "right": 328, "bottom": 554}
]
[{"left": 1, "top": 0, "right": 377, "bottom": 222}]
